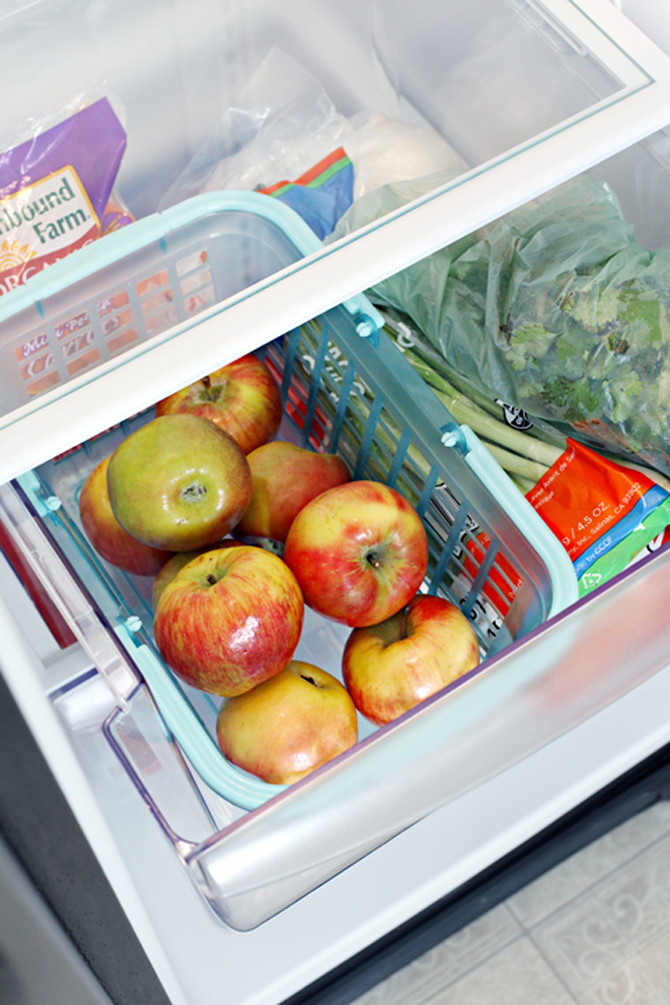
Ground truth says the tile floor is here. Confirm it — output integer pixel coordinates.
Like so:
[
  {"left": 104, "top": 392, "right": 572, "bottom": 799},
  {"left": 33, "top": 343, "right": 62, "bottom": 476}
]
[{"left": 352, "top": 801, "right": 670, "bottom": 1004}]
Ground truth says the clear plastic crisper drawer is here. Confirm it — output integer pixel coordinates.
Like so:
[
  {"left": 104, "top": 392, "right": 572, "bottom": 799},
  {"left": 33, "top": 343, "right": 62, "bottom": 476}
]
[
  {"left": 2, "top": 270, "right": 577, "bottom": 926},
  {"left": 0, "top": 192, "right": 569, "bottom": 915},
  {"left": 14, "top": 287, "right": 577, "bottom": 807}
]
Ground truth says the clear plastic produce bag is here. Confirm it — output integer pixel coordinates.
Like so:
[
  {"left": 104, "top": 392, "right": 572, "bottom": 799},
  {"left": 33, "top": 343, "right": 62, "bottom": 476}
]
[{"left": 334, "top": 174, "right": 670, "bottom": 477}]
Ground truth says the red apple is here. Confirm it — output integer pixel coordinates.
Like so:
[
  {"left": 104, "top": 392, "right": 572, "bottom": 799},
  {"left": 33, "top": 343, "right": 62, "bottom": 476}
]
[
  {"left": 79, "top": 456, "right": 172, "bottom": 576},
  {"left": 342, "top": 593, "right": 480, "bottom": 724},
  {"left": 234, "top": 442, "right": 350, "bottom": 544},
  {"left": 107, "top": 414, "right": 252, "bottom": 551},
  {"left": 283, "top": 480, "right": 428, "bottom": 627},
  {"left": 155, "top": 353, "right": 282, "bottom": 454},
  {"left": 216, "top": 660, "right": 358, "bottom": 784},
  {"left": 152, "top": 542, "right": 239, "bottom": 608},
  {"left": 153, "top": 545, "right": 304, "bottom": 696}
]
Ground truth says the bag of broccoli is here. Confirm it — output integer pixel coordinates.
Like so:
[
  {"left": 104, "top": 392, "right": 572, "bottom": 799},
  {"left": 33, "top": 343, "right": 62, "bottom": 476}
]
[{"left": 334, "top": 174, "right": 670, "bottom": 477}]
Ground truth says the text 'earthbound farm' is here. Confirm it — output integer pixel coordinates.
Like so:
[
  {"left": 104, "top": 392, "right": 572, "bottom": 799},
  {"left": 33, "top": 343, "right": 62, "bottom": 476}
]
[{"left": 1, "top": 167, "right": 96, "bottom": 251}]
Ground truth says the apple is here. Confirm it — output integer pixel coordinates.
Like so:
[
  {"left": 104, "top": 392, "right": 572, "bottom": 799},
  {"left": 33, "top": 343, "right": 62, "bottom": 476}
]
[
  {"left": 153, "top": 544, "right": 304, "bottom": 696},
  {"left": 234, "top": 441, "right": 350, "bottom": 544},
  {"left": 342, "top": 593, "right": 480, "bottom": 725},
  {"left": 215, "top": 660, "right": 358, "bottom": 784},
  {"left": 283, "top": 480, "right": 429, "bottom": 627},
  {"left": 152, "top": 544, "right": 235, "bottom": 608},
  {"left": 107, "top": 414, "right": 253, "bottom": 551},
  {"left": 155, "top": 353, "right": 283, "bottom": 454},
  {"left": 79, "top": 456, "right": 172, "bottom": 576}
]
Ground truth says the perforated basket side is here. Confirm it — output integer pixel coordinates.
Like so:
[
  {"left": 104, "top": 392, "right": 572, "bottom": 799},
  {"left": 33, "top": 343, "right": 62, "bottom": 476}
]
[{"left": 263, "top": 312, "right": 576, "bottom": 649}]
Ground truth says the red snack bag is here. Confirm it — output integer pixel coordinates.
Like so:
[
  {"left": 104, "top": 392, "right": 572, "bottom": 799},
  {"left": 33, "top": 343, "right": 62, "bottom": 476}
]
[{"left": 526, "top": 438, "right": 670, "bottom": 595}]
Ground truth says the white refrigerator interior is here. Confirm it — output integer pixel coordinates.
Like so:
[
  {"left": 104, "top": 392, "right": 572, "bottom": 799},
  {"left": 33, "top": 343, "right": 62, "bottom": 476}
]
[{"left": 2, "top": 1, "right": 670, "bottom": 1003}]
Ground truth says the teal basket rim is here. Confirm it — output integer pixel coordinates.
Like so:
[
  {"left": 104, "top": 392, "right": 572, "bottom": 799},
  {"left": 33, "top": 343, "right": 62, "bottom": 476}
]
[{"left": 0, "top": 188, "right": 383, "bottom": 329}]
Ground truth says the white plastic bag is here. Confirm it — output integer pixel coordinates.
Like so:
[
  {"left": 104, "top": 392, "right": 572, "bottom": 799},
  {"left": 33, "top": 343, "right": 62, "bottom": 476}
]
[
  {"left": 346, "top": 110, "right": 464, "bottom": 199},
  {"left": 160, "top": 49, "right": 352, "bottom": 207},
  {"left": 161, "top": 47, "right": 464, "bottom": 210}
]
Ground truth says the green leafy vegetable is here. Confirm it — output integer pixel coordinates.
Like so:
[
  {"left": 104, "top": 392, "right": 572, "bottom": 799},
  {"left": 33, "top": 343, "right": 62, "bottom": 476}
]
[{"left": 348, "top": 174, "right": 670, "bottom": 476}]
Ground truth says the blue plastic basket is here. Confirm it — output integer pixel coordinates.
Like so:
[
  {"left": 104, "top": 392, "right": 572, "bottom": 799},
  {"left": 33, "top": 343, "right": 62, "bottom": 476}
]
[{"left": 12, "top": 191, "right": 577, "bottom": 810}]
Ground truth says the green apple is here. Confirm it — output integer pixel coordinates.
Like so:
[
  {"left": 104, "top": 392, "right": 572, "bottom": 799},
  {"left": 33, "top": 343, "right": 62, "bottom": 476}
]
[
  {"left": 216, "top": 660, "right": 358, "bottom": 783},
  {"left": 235, "top": 441, "right": 350, "bottom": 544},
  {"left": 107, "top": 414, "right": 252, "bottom": 551}
]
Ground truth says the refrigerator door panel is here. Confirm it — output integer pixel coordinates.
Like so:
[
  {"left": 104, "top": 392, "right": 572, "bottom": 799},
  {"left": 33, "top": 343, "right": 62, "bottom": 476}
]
[
  {"left": 0, "top": 2, "right": 670, "bottom": 478},
  {"left": 0, "top": 834, "right": 113, "bottom": 1005}
]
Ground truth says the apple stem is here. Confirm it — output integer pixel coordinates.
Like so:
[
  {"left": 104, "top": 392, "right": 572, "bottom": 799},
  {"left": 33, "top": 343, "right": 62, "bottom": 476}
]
[
  {"left": 366, "top": 550, "right": 382, "bottom": 570},
  {"left": 206, "top": 574, "right": 217, "bottom": 586},
  {"left": 201, "top": 374, "right": 216, "bottom": 401},
  {"left": 300, "top": 674, "right": 319, "bottom": 688}
]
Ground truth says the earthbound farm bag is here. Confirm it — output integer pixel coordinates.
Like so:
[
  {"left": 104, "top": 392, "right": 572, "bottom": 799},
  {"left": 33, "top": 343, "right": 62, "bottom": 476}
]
[{"left": 0, "top": 96, "right": 131, "bottom": 296}]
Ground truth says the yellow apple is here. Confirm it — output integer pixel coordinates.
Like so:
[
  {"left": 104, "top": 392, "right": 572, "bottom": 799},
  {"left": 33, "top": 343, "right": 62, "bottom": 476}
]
[
  {"left": 342, "top": 593, "right": 480, "bottom": 724},
  {"left": 107, "top": 414, "right": 252, "bottom": 551},
  {"left": 216, "top": 660, "right": 358, "bottom": 784}
]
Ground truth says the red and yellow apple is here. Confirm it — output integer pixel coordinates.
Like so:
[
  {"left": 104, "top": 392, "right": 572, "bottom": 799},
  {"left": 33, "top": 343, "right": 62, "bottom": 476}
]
[
  {"left": 234, "top": 441, "right": 350, "bottom": 544},
  {"left": 153, "top": 544, "right": 304, "bottom": 696},
  {"left": 216, "top": 660, "right": 358, "bottom": 784},
  {"left": 152, "top": 543, "right": 238, "bottom": 608},
  {"left": 283, "top": 480, "right": 429, "bottom": 627},
  {"left": 342, "top": 593, "right": 480, "bottom": 724},
  {"left": 107, "top": 414, "right": 252, "bottom": 552},
  {"left": 79, "top": 456, "right": 172, "bottom": 576},
  {"left": 155, "top": 353, "right": 282, "bottom": 454}
]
